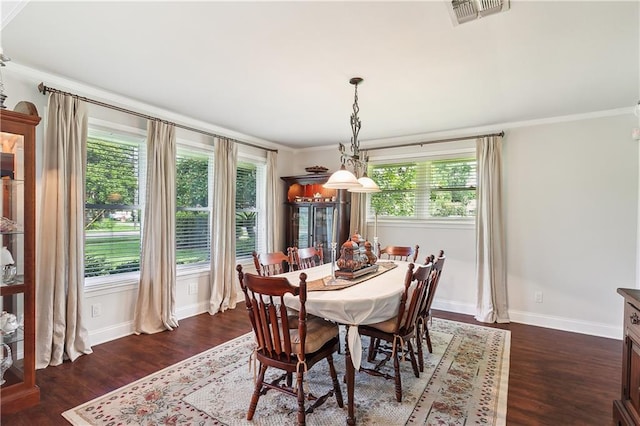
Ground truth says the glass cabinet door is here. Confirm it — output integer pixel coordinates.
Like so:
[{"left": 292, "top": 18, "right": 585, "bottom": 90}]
[
  {"left": 291, "top": 205, "right": 310, "bottom": 249},
  {"left": 1, "top": 104, "right": 40, "bottom": 413},
  {"left": 312, "top": 206, "right": 335, "bottom": 251},
  {"left": 0, "top": 130, "right": 25, "bottom": 387}
]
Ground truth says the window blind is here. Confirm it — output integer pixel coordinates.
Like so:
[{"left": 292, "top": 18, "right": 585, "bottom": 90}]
[
  {"left": 85, "top": 136, "right": 143, "bottom": 277},
  {"left": 236, "top": 159, "right": 266, "bottom": 258},
  {"left": 369, "top": 156, "right": 477, "bottom": 219},
  {"left": 176, "top": 149, "right": 213, "bottom": 267}
]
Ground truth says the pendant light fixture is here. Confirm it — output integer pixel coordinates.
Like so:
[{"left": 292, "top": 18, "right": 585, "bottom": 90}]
[{"left": 324, "top": 77, "right": 380, "bottom": 193}]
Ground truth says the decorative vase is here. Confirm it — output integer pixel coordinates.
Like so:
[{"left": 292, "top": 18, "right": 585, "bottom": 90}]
[
  {"left": 1, "top": 343, "right": 12, "bottom": 385},
  {"left": 1, "top": 246, "right": 15, "bottom": 284},
  {"left": 0, "top": 311, "right": 18, "bottom": 334}
]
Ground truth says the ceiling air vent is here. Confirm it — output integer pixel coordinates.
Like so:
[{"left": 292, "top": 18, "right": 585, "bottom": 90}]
[{"left": 447, "top": 0, "right": 510, "bottom": 26}]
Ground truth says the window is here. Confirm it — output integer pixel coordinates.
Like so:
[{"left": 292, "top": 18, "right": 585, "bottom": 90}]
[
  {"left": 369, "top": 155, "right": 476, "bottom": 219},
  {"left": 176, "top": 148, "right": 213, "bottom": 268},
  {"left": 236, "top": 158, "right": 266, "bottom": 258},
  {"left": 85, "top": 130, "right": 145, "bottom": 278}
]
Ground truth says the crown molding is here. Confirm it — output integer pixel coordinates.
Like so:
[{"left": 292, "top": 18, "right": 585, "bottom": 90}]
[
  {"left": 5, "top": 61, "right": 290, "bottom": 152},
  {"left": 291, "top": 105, "right": 634, "bottom": 154}
]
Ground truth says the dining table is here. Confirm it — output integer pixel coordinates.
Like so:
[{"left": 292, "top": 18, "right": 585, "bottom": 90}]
[{"left": 279, "top": 260, "right": 411, "bottom": 425}]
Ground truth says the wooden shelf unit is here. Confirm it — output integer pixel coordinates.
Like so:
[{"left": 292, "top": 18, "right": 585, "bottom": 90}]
[{"left": 1, "top": 104, "right": 40, "bottom": 413}]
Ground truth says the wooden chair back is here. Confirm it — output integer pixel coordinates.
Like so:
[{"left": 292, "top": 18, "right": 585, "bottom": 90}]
[
  {"left": 237, "top": 266, "right": 307, "bottom": 362},
  {"left": 290, "top": 245, "right": 324, "bottom": 270},
  {"left": 395, "top": 262, "right": 432, "bottom": 336},
  {"left": 377, "top": 244, "right": 419, "bottom": 262},
  {"left": 252, "top": 250, "right": 290, "bottom": 276},
  {"left": 424, "top": 250, "right": 446, "bottom": 315},
  {"left": 413, "top": 249, "right": 446, "bottom": 365}
]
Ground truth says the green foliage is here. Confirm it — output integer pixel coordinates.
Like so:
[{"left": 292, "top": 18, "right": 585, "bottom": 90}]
[
  {"left": 176, "top": 156, "right": 208, "bottom": 207},
  {"left": 236, "top": 211, "right": 257, "bottom": 257},
  {"left": 176, "top": 210, "right": 209, "bottom": 248},
  {"left": 428, "top": 160, "right": 475, "bottom": 217},
  {"left": 369, "top": 159, "right": 476, "bottom": 218},
  {"left": 235, "top": 162, "right": 259, "bottom": 257},
  {"left": 86, "top": 138, "right": 138, "bottom": 206},
  {"left": 236, "top": 162, "right": 257, "bottom": 209},
  {"left": 370, "top": 164, "right": 416, "bottom": 217}
]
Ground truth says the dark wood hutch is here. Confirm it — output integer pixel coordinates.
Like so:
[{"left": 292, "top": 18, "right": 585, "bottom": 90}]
[
  {"left": 615, "top": 288, "right": 640, "bottom": 425},
  {"left": 281, "top": 173, "right": 350, "bottom": 254}
]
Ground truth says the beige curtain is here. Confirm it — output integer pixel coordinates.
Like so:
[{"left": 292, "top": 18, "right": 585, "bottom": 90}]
[
  {"left": 350, "top": 192, "right": 366, "bottom": 237},
  {"left": 209, "top": 138, "right": 238, "bottom": 314},
  {"left": 133, "top": 120, "right": 178, "bottom": 333},
  {"left": 36, "top": 93, "right": 92, "bottom": 368},
  {"left": 475, "top": 135, "right": 509, "bottom": 323},
  {"left": 266, "top": 151, "right": 281, "bottom": 252}
]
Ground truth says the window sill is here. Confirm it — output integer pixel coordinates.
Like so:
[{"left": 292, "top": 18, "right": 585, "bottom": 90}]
[
  {"left": 369, "top": 219, "right": 475, "bottom": 230},
  {"left": 85, "top": 266, "right": 211, "bottom": 295}
]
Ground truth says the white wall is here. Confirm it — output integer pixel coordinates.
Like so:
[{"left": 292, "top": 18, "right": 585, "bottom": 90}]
[
  {"left": 4, "top": 65, "right": 637, "bottom": 346},
  {"left": 503, "top": 115, "right": 637, "bottom": 337},
  {"left": 292, "top": 113, "right": 638, "bottom": 339}
]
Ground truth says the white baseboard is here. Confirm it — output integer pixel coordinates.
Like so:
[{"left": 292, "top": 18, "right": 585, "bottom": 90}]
[
  {"left": 176, "top": 301, "right": 210, "bottom": 319},
  {"left": 88, "top": 301, "right": 210, "bottom": 346},
  {"left": 88, "top": 321, "right": 135, "bottom": 347},
  {"left": 433, "top": 298, "right": 622, "bottom": 340},
  {"left": 89, "top": 297, "right": 623, "bottom": 347},
  {"left": 508, "top": 310, "right": 622, "bottom": 340}
]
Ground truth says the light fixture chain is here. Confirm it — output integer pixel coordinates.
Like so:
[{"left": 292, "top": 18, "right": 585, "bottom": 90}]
[{"left": 350, "top": 82, "right": 361, "bottom": 159}]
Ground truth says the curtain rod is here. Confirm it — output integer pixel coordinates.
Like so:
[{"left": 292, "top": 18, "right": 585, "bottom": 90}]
[
  {"left": 37, "top": 82, "right": 278, "bottom": 153},
  {"left": 364, "top": 131, "right": 505, "bottom": 152}
]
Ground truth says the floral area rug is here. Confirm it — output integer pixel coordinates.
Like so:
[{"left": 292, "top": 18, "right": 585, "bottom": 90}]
[{"left": 62, "top": 318, "right": 510, "bottom": 426}]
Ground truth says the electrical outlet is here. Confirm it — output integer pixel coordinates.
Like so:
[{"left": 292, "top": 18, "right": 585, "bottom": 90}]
[
  {"left": 534, "top": 291, "right": 543, "bottom": 303},
  {"left": 188, "top": 282, "right": 198, "bottom": 295},
  {"left": 91, "top": 303, "right": 102, "bottom": 317}
]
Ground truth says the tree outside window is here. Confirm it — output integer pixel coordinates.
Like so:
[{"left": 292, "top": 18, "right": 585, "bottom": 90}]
[
  {"left": 369, "top": 157, "right": 476, "bottom": 219},
  {"left": 85, "top": 136, "right": 142, "bottom": 277},
  {"left": 176, "top": 152, "right": 211, "bottom": 266},
  {"left": 236, "top": 161, "right": 259, "bottom": 258}
]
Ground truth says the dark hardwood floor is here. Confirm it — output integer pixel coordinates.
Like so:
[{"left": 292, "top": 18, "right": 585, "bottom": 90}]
[{"left": 1, "top": 307, "right": 620, "bottom": 425}]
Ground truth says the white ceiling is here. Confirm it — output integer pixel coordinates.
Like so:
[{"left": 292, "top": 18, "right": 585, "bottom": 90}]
[{"left": 1, "top": 1, "right": 639, "bottom": 149}]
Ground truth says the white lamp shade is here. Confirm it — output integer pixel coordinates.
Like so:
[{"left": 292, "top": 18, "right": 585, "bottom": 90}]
[
  {"left": 323, "top": 166, "right": 362, "bottom": 189},
  {"left": 349, "top": 175, "right": 381, "bottom": 193}
]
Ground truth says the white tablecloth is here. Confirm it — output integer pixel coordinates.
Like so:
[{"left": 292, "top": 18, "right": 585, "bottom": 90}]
[{"left": 281, "top": 261, "right": 410, "bottom": 370}]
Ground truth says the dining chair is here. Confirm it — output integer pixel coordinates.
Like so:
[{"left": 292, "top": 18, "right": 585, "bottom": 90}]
[
  {"left": 417, "top": 250, "right": 446, "bottom": 362},
  {"left": 252, "top": 250, "right": 291, "bottom": 276},
  {"left": 236, "top": 265, "right": 344, "bottom": 425},
  {"left": 359, "top": 262, "right": 432, "bottom": 402},
  {"left": 377, "top": 244, "right": 419, "bottom": 262},
  {"left": 290, "top": 245, "right": 324, "bottom": 270}
]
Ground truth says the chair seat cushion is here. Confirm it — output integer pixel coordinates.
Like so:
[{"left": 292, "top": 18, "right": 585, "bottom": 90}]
[
  {"left": 366, "top": 316, "right": 398, "bottom": 333},
  {"left": 365, "top": 308, "right": 409, "bottom": 334},
  {"left": 288, "top": 316, "right": 339, "bottom": 354}
]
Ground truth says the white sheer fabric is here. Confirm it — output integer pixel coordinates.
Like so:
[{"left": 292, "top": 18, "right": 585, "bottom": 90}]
[
  {"left": 36, "top": 93, "right": 92, "bottom": 368},
  {"left": 133, "top": 120, "right": 178, "bottom": 333},
  {"left": 475, "top": 135, "right": 509, "bottom": 323},
  {"left": 350, "top": 192, "right": 366, "bottom": 238},
  {"left": 209, "top": 138, "right": 238, "bottom": 314},
  {"left": 265, "top": 151, "right": 281, "bottom": 252}
]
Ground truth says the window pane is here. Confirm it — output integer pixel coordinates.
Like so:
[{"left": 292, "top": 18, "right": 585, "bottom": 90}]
[
  {"left": 428, "top": 158, "right": 476, "bottom": 218},
  {"left": 236, "top": 161, "right": 258, "bottom": 258},
  {"left": 85, "top": 136, "right": 142, "bottom": 277},
  {"left": 370, "top": 163, "right": 417, "bottom": 217},
  {"left": 368, "top": 156, "right": 476, "bottom": 219},
  {"left": 176, "top": 152, "right": 211, "bottom": 266}
]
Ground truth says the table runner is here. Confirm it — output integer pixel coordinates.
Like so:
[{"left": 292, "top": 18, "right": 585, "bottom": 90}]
[{"left": 307, "top": 261, "right": 398, "bottom": 291}]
